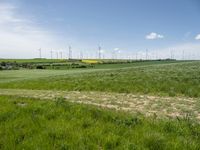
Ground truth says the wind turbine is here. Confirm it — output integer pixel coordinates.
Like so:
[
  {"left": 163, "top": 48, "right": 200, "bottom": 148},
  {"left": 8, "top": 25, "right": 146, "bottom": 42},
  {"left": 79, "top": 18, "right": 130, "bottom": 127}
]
[
  {"left": 170, "top": 50, "right": 173, "bottom": 59},
  {"left": 60, "top": 51, "right": 63, "bottom": 59},
  {"left": 146, "top": 49, "right": 148, "bottom": 60},
  {"left": 98, "top": 45, "right": 102, "bottom": 59},
  {"left": 38, "top": 48, "right": 42, "bottom": 59},
  {"left": 50, "top": 50, "right": 53, "bottom": 59},
  {"left": 136, "top": 52, "right": 138, "bottom": 61},
  {"left": 56, "top": 51, "right": 59, "bottom": 59},
  {"left": 182, "top": 50, "right": 185, "bottom": 60},
  {"left": 68, "top": 46, "right": 72, "bottom": 59},
  {"left": 80, "top": 51, "right": 83, "bottom": 59}
]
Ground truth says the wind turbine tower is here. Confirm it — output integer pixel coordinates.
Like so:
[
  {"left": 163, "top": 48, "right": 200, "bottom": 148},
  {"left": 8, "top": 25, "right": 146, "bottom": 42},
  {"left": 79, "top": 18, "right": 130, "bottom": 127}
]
[
  {"left": 56, "top": 51, "right": 59, "bottom": 59},
  {"left": 98, "top": 46, "right": 101, "bottom": 59},
  {"left": 60, "top": 52, "right": 63, "bottom": 59},
  {"left": 80, "top": 51, "right": 83, "bottom": 59},
  {"left": 50, "top": 50, "right": 53, "bottom": 59},
  {"left": 69, "top": 46, "right": 72, "bottom": 59},
  {"left": 182, "top": 50, "right": 185, "bottom": 60},
  {"left": 38, "top": 48, "right": 42, "bottom": 59},
  {"left": 170, "top": 50, "right": 174, "bottom": 59},
  {"left": 146, "top": 49, "right": 148, "bottom": 60},
  {"left": 136, "top": 52, "right": 138, "bottom": 61}
]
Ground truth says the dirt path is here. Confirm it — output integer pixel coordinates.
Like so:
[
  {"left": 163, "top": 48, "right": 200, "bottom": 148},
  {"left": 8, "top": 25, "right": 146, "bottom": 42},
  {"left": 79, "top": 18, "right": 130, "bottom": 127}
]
[{"left": 0, "top": 89, "right": 200, "bottom": 120}]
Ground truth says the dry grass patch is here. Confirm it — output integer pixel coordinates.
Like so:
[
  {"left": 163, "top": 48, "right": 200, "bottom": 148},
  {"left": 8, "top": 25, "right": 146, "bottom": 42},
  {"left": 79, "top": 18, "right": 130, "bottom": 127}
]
[{"left": 0, "top": 89, "right": 200, "bottom": 121}]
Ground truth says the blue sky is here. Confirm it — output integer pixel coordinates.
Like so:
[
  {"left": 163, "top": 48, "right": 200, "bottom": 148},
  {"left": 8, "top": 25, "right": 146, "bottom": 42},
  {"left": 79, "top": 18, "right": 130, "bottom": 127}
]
[{"left": 0, "top": 0, "right": 200, "bottom": 59}]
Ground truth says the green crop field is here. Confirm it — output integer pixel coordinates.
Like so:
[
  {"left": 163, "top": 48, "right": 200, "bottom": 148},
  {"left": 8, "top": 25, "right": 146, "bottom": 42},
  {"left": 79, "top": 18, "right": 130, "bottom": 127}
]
[
  {"left": 0, "top": 60, "right": 199, "bottom": 97},
  {"left": 0, "top": 60, "right": 200, "bottom": 149}
]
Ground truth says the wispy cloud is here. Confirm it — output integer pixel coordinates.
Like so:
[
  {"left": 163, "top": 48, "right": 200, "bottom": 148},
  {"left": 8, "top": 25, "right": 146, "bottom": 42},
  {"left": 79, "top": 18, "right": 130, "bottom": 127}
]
[
  {"left": 113, "top": 48, "right": 121, "bottom": 54},
  {"left": 0, "top": 2, "right": 65, "bottom": 58},
  {"left": 0, "top": 3, "right": 22, "bottom": 23},
  {"left": 195, "top": 34, "right": 200, "bottom": 40},
  {"left": 146, "top": 32, "right": 164, "bottom": 40},
  {"left": 114, "top": 48, "right": 119, "bottom": 51}
]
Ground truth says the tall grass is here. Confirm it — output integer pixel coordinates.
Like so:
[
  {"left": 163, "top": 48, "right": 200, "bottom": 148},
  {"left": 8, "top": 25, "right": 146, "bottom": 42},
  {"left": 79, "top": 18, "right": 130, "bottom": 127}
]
[{"left": 0, "top": 96, "right": 200, "bottom": 149}]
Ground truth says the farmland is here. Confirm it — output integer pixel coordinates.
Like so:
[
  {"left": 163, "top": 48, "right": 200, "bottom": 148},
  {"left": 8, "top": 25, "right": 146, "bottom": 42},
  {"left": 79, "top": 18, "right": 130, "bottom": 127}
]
[
  {"left": 0, "top": 60, "right": 200, "bottom": 97},
  {"left": 0, "top": 59, "right": 200, "bottom": 149}
]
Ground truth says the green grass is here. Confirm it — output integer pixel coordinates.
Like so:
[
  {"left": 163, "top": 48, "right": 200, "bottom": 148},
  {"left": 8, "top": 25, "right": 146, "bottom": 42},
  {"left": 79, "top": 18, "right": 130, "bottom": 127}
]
[
  {"left": 0, "top": 60, "right": 176, "bottom": 83},
  {"left": 1, "top": 60, "right": 200, "bottom": 149},
  {"left": 0, "top": 96, "right": 200, "bottom": 150},
  {"left": 0, "top": 58, "right": 66, "bottom": 63},
  {"left": 0, "top": 69, "right": 110, "bottom": 83},
  {"left": 0, "top": 61, "right": 199, "bottom": 97},
  {"left": 94, "top": 60, "right": 181, "bottom": 69}
]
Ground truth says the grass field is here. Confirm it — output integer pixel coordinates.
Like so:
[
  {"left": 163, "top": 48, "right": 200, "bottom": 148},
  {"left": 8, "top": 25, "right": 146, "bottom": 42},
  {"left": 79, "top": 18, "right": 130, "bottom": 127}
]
[
  {"left": 0, "top": 60, "right": 174, "bottom": 83},
  {"left": 0, "top": 61, "right": 199, "bottom": 97},
  {"left": 0, "top": 58, "right": 66, "bottom": 63},
  {"left": 0, "top": 60, "right": 200, "bottom": 149},
  {"left": 0, "top": 96, "right": 200, "bottom": 149}
]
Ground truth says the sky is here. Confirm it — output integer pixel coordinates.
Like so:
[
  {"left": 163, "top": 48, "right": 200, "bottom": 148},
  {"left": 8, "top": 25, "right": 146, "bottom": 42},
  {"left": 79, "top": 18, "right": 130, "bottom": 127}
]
[{"left": 0, "top": 0, "right": 200, "bottom": 59}]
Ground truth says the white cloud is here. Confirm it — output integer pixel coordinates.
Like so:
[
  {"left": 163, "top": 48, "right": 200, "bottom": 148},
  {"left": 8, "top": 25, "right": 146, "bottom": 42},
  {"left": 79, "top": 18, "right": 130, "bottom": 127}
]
[
  {"left": 195, "top": 34, "right": 200, "bottom": 40},
  {"left": 113, "top": 48, "right": 121, "bottom": 53},
  {"left": 146, "top": 32, "right": 164, "bottom": 40},
  {"left": 114, "top": 48, "right": 119, "bottom": 51},
  {"left": 0, "top": 2, "right": 71, "bottom": 58},
  {"left": 100, "top": 49, "right": 105, "bottom": 53}
]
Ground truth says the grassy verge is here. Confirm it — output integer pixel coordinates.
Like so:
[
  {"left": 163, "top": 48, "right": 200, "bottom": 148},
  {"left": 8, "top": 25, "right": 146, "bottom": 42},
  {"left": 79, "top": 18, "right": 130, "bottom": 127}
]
[{"left": 0, "top": 96, "right": 200, "bottom": 149}]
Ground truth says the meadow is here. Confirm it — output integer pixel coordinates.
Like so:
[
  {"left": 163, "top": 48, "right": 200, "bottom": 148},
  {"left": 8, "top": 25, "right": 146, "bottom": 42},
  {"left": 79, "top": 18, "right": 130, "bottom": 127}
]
[
  {"left": 0, "top": 96, "right": 200, "bottom": 150},
  {"left": 0, "top": 60, "right": 199, "bottom": 97},
  {"left": 0, "top": 59, "right": 200, "bottom": 149}
]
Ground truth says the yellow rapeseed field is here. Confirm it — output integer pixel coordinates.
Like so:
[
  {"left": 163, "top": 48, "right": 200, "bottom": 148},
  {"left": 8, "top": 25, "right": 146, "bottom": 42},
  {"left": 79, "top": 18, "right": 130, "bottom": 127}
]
[{"left": 81, "top": 60, "right": 100, "bottom": 64}]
